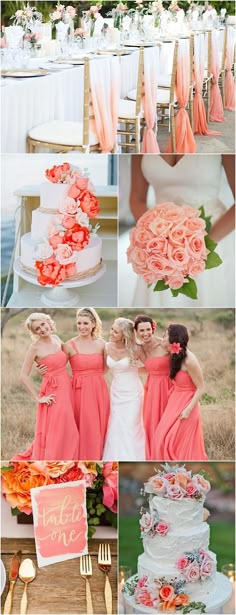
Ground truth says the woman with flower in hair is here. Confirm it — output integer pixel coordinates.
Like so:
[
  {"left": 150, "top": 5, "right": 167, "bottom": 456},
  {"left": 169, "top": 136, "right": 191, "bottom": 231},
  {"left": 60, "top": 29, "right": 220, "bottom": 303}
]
[
  {"left": 103, "top": 318, "right": 145, "bottom": 461},
  {"left": 134, "top": 314, "right": 173, "bottom": 460},
  {"left": 63, "top": 308, "right": 110, "bottom": 460},
  {"left": 152, "top": 323, "right": 208, "bottom": 460},
  {"left": 13, "top": 313, "right": 79, "bottom": 461}
]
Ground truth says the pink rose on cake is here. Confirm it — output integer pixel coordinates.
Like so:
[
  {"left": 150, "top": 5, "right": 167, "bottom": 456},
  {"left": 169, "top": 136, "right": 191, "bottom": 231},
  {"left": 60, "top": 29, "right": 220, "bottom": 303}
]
[
  {"left": 144, "top": 475, "right": 167, "bottom": 495},
  {"left": 177, "top": 557, "right": 189, "bottom": 570},
  {"left": 200, "top": 555, "right": 215, "bottom": 579},
  {"left": 155, "top": 521, "right": 169, "bottom": 536},
  {"left": 139, "top": 512, "right": 156, "bottom": 533},
  {"left": 185, "top": 482, "right": 201, "bottom": 498},
  {"left": 165, "top": 483, "right": 185, "bottom": 500},
  {"left": 183, "top": 562, "right": 200, "bottom": 583},
  {"left": 127, "top": 202, "right": 222, "bottom": 300},
  {"left": 195, "top": 475, "right": 211, "bottom": 495},
  {"left": 59, "top": 196, "right": 79, "bottom": 216},
  {"left": 55, "top": 244, "right": 75, "bottom": 265}
]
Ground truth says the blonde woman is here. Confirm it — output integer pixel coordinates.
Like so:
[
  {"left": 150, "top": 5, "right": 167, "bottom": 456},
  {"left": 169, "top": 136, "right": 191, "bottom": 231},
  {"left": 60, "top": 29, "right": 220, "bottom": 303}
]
[
  {"left": 13, "top": 313, "right": 79, "bottom": 461},
  {"left": 103, "top": 318, "right": 145, "bottom": 461},
  {"left": 63, "top": 308, "right": 110, "bottom": 460}
]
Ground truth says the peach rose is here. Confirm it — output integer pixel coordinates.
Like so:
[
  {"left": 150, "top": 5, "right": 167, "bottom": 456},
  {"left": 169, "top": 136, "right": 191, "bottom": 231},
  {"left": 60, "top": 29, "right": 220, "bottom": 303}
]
[
  {"left": 127, "top": 246, "right": 147, "bottom": 269},
  {"left": 1, "top": 462, "right": 52, "bottom": 514},
  {"left": 175, "top": 472, "right": 188, "bottom": 489},
  {"left": 186, "top": 235, "right": 207, "bottom": 260},
  {"left": 142, "top": 271, "right": 158, "bottom": 284},
  {"left": 49, "top": 231, "right": 65, "bottom": 249},
  {"left": 169, "top": 225, "right": 187, "bottom": 246},
  {"left": 40, "top": 461, "right": 74, "bottom": 478},
  {"left": 144, "top": 475, "right": 167, "bottom": 495},
  {"left": 174, "top": 594, "right": 189, "bottom": 607},
  {"left": 181, "top": 205, "right": 200, "bottom": 218},
  {"left": 187, "top": 259, "right": 205, "bottom": 278},
  {"left": 149, "top": 218, "right": 172, "bottom": 236},
  {"left": 137, "top": 208, "right": 158, "bottom": 228},
  {"left": 146, "top": 255, "right": 172, "bottom": 276},
  {"left": 167, "top": 245, "right": 189, "bottom": 268},
  {"left": 166, "top": 273, "right": 185, "bottom": 289},
  {"left": 135, "top": 227, "right": 154, "bottom": 245},
  {"left": 185, "top": 217, "right": 206, "bottom": 235},
  {"left": 146, "top": 237, "right": 168, "bottom": 255},
  {"left": 55, "top": 244, "right": 74, "bottom": 264}
]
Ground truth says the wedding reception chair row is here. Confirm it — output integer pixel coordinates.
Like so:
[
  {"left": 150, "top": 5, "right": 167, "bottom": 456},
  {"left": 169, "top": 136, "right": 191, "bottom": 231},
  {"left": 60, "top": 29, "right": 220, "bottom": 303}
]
[{"left": 28, "top": 55, "right": 120, "bottom": 154}]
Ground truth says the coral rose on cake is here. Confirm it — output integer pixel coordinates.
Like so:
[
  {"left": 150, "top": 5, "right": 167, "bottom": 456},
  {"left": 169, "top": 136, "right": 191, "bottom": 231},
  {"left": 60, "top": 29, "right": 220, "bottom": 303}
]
[
  {"left": 79, "top": 191, "right": 100, "bottom": 218},
  {"left": 64, "top": 224, "right": 90, "bottom": 251},
  {"left": 127, "top": 202, "right": 222, "bottom": 300},
  {"left": 176, "top": 557, "right": 189, "bottom": 570},
  {"left": 174, "top": 594, "right": 190, "bottom": 607},
  {"left": 159, "top": 585, "right": 175, "bottom": 602}
]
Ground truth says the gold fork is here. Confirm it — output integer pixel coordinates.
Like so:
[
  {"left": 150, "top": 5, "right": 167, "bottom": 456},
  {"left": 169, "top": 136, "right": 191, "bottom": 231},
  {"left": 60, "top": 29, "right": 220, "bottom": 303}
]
[
  {"left": 98, "top": 543, "right": 112, "bottom": 615},
  {"left": 80, "top": 554, "right": 93, "bottom": 614}
]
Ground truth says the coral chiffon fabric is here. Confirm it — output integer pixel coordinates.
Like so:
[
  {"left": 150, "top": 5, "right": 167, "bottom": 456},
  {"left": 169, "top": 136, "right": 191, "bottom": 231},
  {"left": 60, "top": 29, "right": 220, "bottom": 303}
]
[
  {"left": 141, "top": 47, "right": 160, "bottom": 153},
  {"left": 13, "top": 351, "right": 79, "bottom": 461},
  {"left": 69, "top": 341, "right": 110, "bottom": 459},
  {"left": 193, "top": 33, "right": 220, "bottom": 136},
  {"left": 225, "top": 26, "right": 235, "bottom": 111},
  {"left": 153, "top": 370, "right": 208, "bottom": 461},
  {"left": 209, "top": 30, "right": 225, "bottom": 122},
  {"left": 165, "top": 38, "right": 196, "bottom": 153},
  {"left": 143, "top": 356, "right": 173, "bottom": 460},
  {"left": 90, "top": 56, "right": 120, "bottom": 153}
]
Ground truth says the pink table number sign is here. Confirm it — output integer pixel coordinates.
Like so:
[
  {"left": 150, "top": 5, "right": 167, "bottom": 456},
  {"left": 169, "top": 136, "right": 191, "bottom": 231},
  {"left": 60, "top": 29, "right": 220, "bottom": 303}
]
[{"left": 31, "top": 480, "right": 88, "bottom": 567}]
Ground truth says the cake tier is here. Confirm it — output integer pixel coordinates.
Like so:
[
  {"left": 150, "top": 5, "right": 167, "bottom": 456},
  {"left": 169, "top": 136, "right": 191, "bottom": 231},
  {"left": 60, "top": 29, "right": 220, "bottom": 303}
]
[
  {"left": 21, "top": 233, "right": 102, "bottom": 275},
  {"left": 31, "top": 209, "right": 60, "bottom": 242},
  {"left": 40, "top": 182, "right": 70, "bottom": 211},
  {"left": 138, "top": 551, "right": 217, "bottom": 603},
  {"left": 149, "top": 495, "right": 205, "bottom": 529},
  {"left": 142, "top": 523, "right": 210, "bottom": 562}
]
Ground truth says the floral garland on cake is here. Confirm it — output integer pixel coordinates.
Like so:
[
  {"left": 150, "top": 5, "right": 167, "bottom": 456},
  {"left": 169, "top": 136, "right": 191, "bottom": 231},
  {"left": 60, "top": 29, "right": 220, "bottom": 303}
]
[
  {"left": 140, "top": 508, "right": 169, "bottom": 538},
  {"left": 143, "top": 464, "right": 211, "bottom": 501},
  {"left": 127, "top": 202, "right": 222, "bottom": 300},
  {"left": 124, "top": 574, "right": 207, "bottom": 613},
  {"left": 34, "top": 162, "right": 100, "bottom": 287},
  {"left": 176, "top": 549, "right": 215, "bottom": 583},
  {"left": 1, "top": 461, "right": 117, "bottom": 538}
]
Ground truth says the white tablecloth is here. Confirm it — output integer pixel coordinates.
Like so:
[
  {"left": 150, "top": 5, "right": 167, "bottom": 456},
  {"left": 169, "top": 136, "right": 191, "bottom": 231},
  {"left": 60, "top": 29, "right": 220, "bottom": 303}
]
[{"left": 1, "top": 51, "right": 140, "bottom": 153}]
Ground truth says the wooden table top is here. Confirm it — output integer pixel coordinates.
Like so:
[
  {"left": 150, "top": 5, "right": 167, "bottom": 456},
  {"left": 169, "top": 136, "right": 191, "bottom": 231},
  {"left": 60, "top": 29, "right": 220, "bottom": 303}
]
[{"left": 1, "top": 538, "right": 117, "bottom": 614}]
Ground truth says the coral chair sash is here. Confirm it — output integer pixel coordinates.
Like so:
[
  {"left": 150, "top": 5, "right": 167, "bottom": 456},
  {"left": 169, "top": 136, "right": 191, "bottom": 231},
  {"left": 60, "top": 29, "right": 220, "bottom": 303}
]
[
  {"left": 141, "top": 47, "right": 160, "bottom": 153},
  {"left": 225, "top": 26, "right": 235, "bottom": 111},
  {"left": 165, "top": 38, "right": 196, "bottom": 153},
  {"left": 193, "top": 33, "right": 220, "bottom": 135},
  {"left": 209, "top": 29, "right": 225, "bottom": 122},
  {"left": 89, "top": 56, "right": 121, "bottom": 152}
]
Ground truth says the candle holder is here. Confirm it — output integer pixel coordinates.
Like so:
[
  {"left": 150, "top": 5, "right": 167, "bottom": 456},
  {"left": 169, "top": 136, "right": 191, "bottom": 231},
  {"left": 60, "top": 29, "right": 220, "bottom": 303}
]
[
  {"left": 221, "top": 563, "right": 236, "bottom": 582},
  {"left": 119, "top": 566, "right": 132, "bottom": 614}
]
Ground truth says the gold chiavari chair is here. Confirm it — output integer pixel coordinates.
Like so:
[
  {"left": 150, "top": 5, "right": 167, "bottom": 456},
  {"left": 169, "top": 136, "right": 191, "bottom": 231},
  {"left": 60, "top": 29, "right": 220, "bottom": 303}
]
[
  {"left": 27, "top": 58, "right": 100, "bottom": 153},
  {"left": 155, "top": 39, "right": 178, "bottom": 153},
  {"left": 117, "top": 47, "right": 144, "bottom": 153},
  {"left": 219, "top": 27, "right": 228, "bottom": 108},
  {"left": 202, "top": 30, "right": 213, "bottom": 123}
]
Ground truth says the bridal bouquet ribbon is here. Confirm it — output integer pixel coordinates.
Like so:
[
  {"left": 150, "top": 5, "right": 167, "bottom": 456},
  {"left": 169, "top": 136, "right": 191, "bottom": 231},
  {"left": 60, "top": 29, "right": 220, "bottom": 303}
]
[{"left": 127, "top": 202, "right": 222, "bottom": 300}]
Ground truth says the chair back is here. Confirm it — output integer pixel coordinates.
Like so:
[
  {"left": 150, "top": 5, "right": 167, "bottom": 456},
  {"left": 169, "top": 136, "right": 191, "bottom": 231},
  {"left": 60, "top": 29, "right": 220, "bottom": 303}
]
[
  {"left": 170, "top": 40, "right": 178, "bottom": 103},
  {"left": 135, "top": 46, "right": 144, "bottom": 116},
  {"left": 82, "top": 57, "right": 91, "bottom": 148}
]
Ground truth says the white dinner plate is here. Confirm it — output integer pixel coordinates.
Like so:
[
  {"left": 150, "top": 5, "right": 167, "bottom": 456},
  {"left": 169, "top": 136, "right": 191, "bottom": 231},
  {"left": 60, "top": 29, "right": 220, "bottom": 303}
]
[{"left": 0, "top": 560, "right": 6, "bottom": 595}]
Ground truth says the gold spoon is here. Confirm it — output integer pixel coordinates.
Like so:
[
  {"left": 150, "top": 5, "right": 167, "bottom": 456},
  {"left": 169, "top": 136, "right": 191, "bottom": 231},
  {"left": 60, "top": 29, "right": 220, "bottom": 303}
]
[{"left": 19, "top": 559, "right": 36, "bottom": 615}]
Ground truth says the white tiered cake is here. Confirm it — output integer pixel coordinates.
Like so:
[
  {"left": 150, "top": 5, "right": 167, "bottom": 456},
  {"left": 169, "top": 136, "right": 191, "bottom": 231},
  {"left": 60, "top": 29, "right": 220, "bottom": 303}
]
[
  {"left": 20, "top": 163, "right": 102, "bottom": 287},
  {"left": 123, "top": 465, "right": 232, "bottom": 614}
]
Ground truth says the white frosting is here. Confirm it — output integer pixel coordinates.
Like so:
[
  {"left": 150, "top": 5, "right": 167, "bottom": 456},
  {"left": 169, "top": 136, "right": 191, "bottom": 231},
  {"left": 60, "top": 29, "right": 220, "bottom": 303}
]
[
  {"left": 21, "top": 233, "right": 102, "bottom": 274},
  {"left": 31, "top": 210, "right": 59, "bottom": 241},
  {"left": 40, "top": 182, "right": 69, "bottom": 211},
  {"left": 141, "top": 523, "right": 210, "bottom": 562},
  {"left": 149, "top": 495, "right": 205, "bottom": 529}
]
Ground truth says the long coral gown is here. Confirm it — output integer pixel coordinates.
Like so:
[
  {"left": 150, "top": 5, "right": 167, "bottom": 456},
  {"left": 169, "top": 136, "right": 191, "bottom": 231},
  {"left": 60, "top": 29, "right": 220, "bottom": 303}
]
[
  {"left": 152, "top": 370, "right": 208, "bottom": 460},
  {"left": 69, "top": 340, "right": 110, "bottom": 460},
  {"left": 12, "top": 350, "right": 79, "bottom": 461},
  {"left": 143, "top": 356, "right": 173, "bottom": 460}
]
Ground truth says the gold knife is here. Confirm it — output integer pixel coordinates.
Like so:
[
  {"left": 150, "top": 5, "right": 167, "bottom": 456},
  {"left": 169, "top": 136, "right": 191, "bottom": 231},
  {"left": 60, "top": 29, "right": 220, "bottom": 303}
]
[{"left": 3, "top": 551, "right": 22, "bottom": 615}]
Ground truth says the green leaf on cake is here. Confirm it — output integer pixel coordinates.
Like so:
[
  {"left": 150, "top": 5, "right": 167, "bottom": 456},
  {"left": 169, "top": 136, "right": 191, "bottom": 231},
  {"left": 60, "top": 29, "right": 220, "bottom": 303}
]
[
  {"left": 171, "top": 278, "right": 198, "bottom": 300},
  {"left": 205, "top": 251, "right": 223, "bottom": 269},
  {"left": 153, "top": 280, "right": 169, "bottom": 292}
]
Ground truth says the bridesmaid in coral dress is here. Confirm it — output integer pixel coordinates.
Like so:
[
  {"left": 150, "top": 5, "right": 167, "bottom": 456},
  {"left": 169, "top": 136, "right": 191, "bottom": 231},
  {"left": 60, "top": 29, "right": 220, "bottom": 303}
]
[
  {"left": 64, "top": 308, "right": 110, "bottom": 460},
  {"left": 134, "top": 314, "right": 173, "bottom": 460},
  {"left": 152, "top": 324, "right": 208, "bottom": 461},
  {"left": 13, "top": 313, "right": 79, "bottom": 461}
]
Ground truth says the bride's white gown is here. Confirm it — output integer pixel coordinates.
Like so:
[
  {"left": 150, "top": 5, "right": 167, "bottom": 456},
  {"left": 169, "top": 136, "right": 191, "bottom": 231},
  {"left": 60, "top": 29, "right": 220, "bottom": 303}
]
[
  {"left": 119, "top": 155, "right": 235, "bottom": 307},
  {"left": 103, "top": 356, "right": 145, "bottom": 461}
]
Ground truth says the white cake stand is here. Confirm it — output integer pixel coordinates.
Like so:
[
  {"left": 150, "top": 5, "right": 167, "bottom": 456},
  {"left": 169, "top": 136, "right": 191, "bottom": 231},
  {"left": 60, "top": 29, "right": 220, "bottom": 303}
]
[
  {"left": 14, "top": 258, "right": 106, "bottom": 307},
  {"left": 122, "top": 573, "right": 233, "bottom": 615}
]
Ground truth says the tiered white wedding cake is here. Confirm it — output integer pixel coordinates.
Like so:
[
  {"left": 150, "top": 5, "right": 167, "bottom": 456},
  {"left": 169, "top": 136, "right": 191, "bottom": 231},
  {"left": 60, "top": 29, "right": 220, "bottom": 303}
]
[
  {"left": 20, "top": 162, "right": 102, "bottom": 287},
  {"left": 123, "top": 465, "right": 232, "bottom": 614}
]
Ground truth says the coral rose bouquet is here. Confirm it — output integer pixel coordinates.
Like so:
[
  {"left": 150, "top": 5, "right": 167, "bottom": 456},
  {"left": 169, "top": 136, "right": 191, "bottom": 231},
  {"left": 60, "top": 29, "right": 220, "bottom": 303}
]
[
  {"left": 127, "top": 202, "right": 222, "bottom": 300},
  {"left": 1, "top": 461, "right": 117, "bottom": 538},
  {"left": 34, "top": 162, "right": 100, "bottom": 287}
]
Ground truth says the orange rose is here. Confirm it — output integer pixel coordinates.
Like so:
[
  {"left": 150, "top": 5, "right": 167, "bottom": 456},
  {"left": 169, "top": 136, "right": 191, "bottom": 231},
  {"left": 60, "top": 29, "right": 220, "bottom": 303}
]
[
  {"left": 159, "top": 586, "right": 175, "bottom": 602},
  {"left": 175, "top": 473, "right": 188, "bottom": 489},
  {"left": 1, "top": 462, "right": 52, "bottom": 514},
  {"left": 160, "top": 599, "right": 176, "bottom": 612},
  {"left": 174, "top": 594, "right": 189, "bottom": 607}
]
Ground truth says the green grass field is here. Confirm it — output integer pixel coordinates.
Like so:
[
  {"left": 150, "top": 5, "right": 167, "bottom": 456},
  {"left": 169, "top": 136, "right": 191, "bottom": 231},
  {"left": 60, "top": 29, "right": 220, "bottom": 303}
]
[{"left": 119, "top": 516, "right": 235, "bottom": 574}]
